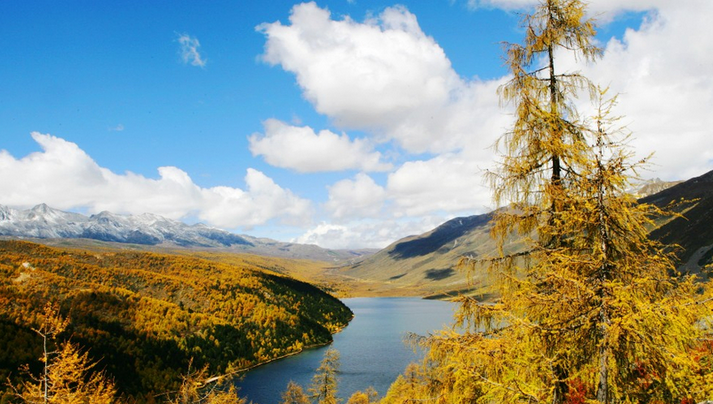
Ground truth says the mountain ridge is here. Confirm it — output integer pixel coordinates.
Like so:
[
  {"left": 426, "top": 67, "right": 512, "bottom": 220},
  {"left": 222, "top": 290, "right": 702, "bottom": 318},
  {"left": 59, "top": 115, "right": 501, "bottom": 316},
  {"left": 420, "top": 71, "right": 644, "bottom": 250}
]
[{"left": 0, "top": 204, "right": 375, "bottom": 263}]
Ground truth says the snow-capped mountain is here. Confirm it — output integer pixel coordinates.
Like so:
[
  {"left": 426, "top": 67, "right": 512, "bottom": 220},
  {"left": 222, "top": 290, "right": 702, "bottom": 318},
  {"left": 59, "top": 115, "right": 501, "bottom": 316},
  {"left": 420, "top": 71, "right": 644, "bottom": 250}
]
[
  {"left": 0, "top": 204, "right": 376, "bottom": 262},
  {"left": 0, "top": 203, "right": 251, "bottom": 247}
]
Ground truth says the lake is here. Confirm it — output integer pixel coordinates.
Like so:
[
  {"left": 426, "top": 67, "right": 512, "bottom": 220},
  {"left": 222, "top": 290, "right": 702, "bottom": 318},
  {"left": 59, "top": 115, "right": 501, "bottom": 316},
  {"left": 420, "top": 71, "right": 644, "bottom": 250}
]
[{"left": 235, "top": 297, "right": 457, "bottom": 404}]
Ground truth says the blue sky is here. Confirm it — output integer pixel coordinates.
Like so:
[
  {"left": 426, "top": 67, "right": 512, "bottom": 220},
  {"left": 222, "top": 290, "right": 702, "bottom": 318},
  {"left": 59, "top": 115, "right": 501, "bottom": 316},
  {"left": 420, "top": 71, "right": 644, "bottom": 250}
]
[{"left": 2, "top": 1, "right": 712, "bottom": 249}]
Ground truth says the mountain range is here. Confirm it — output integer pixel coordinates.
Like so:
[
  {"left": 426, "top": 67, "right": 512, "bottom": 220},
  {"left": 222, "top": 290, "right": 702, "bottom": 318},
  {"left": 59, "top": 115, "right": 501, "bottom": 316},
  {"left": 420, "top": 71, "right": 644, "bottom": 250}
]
[
  {"left": 1, "top": 172, "right": 710, "bottom": 296},
  {"left": 0, "top": 204, "right": 374, "bottom": 262}
]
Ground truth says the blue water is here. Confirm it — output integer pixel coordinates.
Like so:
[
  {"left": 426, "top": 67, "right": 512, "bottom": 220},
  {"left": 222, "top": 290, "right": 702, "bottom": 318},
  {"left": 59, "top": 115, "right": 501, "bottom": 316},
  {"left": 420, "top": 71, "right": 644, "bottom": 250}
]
[{"left": 235, "top": 297, "right": 456, "bottom": 404}]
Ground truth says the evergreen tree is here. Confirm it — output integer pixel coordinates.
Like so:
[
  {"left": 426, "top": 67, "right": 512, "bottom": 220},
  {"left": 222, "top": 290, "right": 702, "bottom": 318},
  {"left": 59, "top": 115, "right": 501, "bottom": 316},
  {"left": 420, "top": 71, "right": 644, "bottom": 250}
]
[{"left": 419, "top": 0, "right": 713, "bottom": 403}]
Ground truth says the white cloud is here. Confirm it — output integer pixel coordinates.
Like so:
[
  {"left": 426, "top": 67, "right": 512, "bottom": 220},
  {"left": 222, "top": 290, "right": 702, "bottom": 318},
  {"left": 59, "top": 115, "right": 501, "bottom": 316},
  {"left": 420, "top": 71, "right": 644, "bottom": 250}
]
[
  {"left": 463, "top": 0, "right": 713, "bottom": 182},
  {"left": 258, "top": 2, "right": 506, "bottom": 154},
  {"left": 387, "top": 152, "right": 492, "bottom": 217},
  {"left": 325, "top": 173, "right": 387, "bottom": 220},
  {"left": 109, "top": 124, "right": 124, "bottom": 132},
  {"left": 293, "top": 216, "right": 446, "bottom": 250},
  {"left": 248, "top": 119, "right": 392, "bottom": 173},
  {"left": 259, "top": 1, "right": 713, "bottom": 248},
  {"left": 199, "top": 168, "right": 313, "bottom": 228},
  {"left": 177, "top": 33, "right": 207, "bottom": 67},
  {"left": 569, "top": 1, "right": 713, "bottom": 181},
  {"left": 0, "top": 133, "right": 312, "bottom": 229}
]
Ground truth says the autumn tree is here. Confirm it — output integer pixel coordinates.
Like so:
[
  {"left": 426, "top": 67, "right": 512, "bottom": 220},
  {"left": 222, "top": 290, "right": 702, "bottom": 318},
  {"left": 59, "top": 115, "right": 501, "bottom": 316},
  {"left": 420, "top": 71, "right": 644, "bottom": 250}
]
[
  {"left": 281, "top": 381, "right": 310, "bottom": 404},
  {"left": 164, "top": 361, "right": 245, "bottom": 404},
  {"left": 309, "top": 349, "right": 340, "bottom": 404},
  {"left": 419, "top": 0, "right": 713, "bottom": 403},
  {"left": 345, "top": 387, "right": 377, "bottom": 404},
  {"left": 12, "top": 303, "right": 117, "bottom": 404},
  {"left": 381, "top": 362, "right": 455, "bottom": 404}
]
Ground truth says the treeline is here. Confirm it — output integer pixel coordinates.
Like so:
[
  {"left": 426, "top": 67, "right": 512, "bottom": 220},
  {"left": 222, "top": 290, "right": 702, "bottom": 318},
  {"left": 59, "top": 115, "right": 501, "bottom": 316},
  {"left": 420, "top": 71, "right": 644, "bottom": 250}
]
[{"left": 0, "top": 240, "right": 352, "bottom": 402}]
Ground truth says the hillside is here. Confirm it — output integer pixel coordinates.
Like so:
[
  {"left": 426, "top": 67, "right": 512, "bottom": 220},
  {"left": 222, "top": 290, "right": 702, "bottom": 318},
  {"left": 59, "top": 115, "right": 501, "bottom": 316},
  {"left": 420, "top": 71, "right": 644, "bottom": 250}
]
[
  {"left": 342, "top": 173, "right": 706, "bottom": 296},
  {"left": 640, "top": 169, "right": 713, "bottom": 271},
  {"left": 0, "top": 240, "right": 353, "bottom": 401},
  {"left": 341, "top": 213, "right": 498, "bottom": 296}
]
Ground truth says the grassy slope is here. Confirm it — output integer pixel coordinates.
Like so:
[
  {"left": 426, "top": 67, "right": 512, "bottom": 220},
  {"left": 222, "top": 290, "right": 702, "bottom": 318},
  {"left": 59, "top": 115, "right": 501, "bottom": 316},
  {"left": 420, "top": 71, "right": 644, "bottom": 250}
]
[{"left": 340, "top": 213, "right": 512, "bottom": 297}]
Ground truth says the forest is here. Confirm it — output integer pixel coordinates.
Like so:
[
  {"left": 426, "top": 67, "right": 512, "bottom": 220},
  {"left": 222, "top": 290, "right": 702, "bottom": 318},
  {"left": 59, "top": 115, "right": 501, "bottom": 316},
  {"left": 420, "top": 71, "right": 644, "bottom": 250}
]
[{"left": 0, "top": 240, "right": 352, "bottom": 403}]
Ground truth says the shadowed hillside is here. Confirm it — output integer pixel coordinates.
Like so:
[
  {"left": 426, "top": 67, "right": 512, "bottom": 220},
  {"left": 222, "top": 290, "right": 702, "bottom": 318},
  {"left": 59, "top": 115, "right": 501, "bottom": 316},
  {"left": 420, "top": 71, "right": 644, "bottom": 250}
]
[
  {"left": 641, "top": 169, "right": 713, "bottom": 272},
  {"left": 340, "top": 212, "right": 516, "bottom": 296}
]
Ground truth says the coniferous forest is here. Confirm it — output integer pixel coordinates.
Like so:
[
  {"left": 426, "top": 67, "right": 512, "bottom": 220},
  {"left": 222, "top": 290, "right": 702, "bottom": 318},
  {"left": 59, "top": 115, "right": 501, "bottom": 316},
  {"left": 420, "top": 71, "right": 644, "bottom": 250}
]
[{"left": 2, "top": 1, "right": 713, "bottom": 403}]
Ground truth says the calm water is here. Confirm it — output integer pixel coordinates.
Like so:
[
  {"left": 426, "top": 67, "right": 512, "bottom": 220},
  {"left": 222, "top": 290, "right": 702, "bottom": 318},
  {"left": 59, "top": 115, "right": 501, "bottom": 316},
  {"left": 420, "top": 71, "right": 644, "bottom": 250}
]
[{"left": 235, "top": 297, "right": 456, "bottom": 404}]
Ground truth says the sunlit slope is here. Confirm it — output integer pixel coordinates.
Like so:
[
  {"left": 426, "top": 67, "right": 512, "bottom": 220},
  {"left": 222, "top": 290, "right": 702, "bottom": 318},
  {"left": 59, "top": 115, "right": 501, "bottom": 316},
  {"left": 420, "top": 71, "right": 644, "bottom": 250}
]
[
  {"left": 340, "top": 213, "right": 519, "bottom": 296},
  {"left": 342, "top": 171, "right": 708, "bottom": 296},
  {"left": 0, "top": 240, "right": 352, "bottom": 401}
]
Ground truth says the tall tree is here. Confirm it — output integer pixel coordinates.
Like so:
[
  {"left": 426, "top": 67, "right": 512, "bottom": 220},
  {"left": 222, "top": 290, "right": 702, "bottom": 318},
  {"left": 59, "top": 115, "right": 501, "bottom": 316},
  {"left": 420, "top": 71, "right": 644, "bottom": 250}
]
[
  {"left": 419, "top": 0, "right": 713, "bottom": 403},
  {"left": 309, "top": 349, "right": 340, "bottom": 404}
]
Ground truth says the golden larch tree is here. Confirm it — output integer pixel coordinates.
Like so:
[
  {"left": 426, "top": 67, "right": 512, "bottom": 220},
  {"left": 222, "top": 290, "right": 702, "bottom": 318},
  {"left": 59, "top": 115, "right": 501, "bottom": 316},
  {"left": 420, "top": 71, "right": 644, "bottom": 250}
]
[
  {"left": 13, "top": 304, "right": 117, "bottom": 404},
  {"left": 281, "top": 381, "right": 311, "bottom": 404},
  {"left": 309, "top": 349, "right": 341, "bottom": 404},
  {"left": 418, "top": 0, "right": 713, "bottom": 403}
]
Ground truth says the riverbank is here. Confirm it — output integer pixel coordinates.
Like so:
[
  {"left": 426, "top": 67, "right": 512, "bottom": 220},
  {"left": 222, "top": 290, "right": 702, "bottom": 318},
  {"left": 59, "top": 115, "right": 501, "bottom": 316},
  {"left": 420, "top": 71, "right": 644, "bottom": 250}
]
[{"left": 234, "top": 312, "right": 354, "bottom": 376}]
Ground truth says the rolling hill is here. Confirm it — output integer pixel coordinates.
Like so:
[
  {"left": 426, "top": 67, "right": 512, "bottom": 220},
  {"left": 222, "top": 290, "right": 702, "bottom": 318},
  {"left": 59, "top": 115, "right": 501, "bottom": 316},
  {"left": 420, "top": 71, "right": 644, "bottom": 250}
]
[
  {"left": 341, "top": 172, "right": 709, "bottom": 296},
  {"left": 340, "top": 213, "right": 497, "bottom": 296}
]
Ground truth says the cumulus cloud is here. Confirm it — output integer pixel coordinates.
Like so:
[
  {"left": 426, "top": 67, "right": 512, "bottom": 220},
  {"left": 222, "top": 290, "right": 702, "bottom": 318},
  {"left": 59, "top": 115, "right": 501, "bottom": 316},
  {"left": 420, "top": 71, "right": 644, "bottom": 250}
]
[
  {"left": 0, "top": 133, "right": 312, "bottom": 229},
  {"left": 460, "top": 0, "right": 713, "bottom": 182},
  {"left": 249, "top": 119, "right": 392, "bottom": 173},
  {"left": 275, "top": 1, "right": 713, "bottom": 249},
  {"left": 324, "top": 173, "right": 387, "bottom": 220},
  {"left": 556, "top": 1, "right": 713, "bottom": 180},
  {"left": 177, "top": 33, "right": 207, "bottom": 67},
  {"left": 258, "top": 2, "right": 506, "bottom": 154},
  {"left": 387, "top": 152, "right": 492, "bottom": 217}
]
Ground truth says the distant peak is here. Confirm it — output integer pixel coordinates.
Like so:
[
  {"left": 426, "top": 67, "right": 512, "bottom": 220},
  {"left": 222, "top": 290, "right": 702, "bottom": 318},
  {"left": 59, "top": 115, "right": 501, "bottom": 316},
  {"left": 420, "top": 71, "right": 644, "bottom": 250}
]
[
  {"left": 32, "top": 203, "right": 51, "bottom": 212},
  {"left": 92, "top": 211, "right": 116, "bottom": 218}
]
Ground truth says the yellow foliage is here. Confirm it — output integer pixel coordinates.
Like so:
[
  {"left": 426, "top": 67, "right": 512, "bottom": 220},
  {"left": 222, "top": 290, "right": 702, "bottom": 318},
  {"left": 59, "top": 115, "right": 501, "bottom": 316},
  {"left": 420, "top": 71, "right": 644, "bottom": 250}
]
[
  {"left": 11, "top": 305, "right": 117, "bottom": 404},
  {"left": 401, "top": 1, "right": 713, "bottom": 403},
  {"left": 0, "top": 240, "right": 352, "bottom": 401}
]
